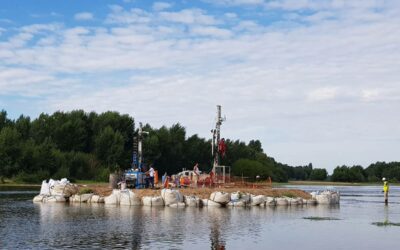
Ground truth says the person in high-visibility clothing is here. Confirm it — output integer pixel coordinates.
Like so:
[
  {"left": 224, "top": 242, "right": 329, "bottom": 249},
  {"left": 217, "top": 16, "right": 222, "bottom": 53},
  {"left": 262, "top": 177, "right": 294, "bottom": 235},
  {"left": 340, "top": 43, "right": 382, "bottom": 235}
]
[{"left": 382, "top": 177, "right": 389, "bottom": 205}]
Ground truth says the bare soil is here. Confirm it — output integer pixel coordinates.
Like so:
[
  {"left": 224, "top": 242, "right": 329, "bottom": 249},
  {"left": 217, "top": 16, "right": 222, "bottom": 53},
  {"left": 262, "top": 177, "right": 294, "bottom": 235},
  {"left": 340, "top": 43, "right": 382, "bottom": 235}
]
[{"left": 79, "top": 182, "right": 311, "bottom": 199}]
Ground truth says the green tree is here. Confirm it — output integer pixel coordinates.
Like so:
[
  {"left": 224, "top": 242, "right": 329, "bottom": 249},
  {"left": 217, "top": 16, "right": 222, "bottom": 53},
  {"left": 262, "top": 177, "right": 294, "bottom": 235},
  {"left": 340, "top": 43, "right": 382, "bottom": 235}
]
[
  {"left": 0, "top": 127, "right": 22, "bottom": 177},
  {"left": 95, "top": 126, "right": 125, "bottom": 172},
  {"left": 309, "top": 168, "right": 328, "bottom": 181}
]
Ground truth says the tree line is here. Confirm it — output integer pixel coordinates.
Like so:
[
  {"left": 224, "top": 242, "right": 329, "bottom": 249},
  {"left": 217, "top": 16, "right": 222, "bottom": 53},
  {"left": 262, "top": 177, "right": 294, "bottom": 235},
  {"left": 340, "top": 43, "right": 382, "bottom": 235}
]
[{"left": 0, "top": 109, "right": 397, "bottom": 183}]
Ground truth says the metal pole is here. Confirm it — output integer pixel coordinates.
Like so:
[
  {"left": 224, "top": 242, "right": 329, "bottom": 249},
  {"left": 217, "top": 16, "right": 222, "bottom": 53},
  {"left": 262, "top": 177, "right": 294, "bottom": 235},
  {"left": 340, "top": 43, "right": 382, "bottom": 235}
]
[{"left": 138, "top": 122, "right": 143, "bottom": 169}]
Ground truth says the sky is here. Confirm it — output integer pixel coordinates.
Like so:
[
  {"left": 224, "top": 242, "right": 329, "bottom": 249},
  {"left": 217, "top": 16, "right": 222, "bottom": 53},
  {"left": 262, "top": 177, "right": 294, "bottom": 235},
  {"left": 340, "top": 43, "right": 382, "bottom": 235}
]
[{"left": 0, "top": 0, "right": 399, "bottom": 172}]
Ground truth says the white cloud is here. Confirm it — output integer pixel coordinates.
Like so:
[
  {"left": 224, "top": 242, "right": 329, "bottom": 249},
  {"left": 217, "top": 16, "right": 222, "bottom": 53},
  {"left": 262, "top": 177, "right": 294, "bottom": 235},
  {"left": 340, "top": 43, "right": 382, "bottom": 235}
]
[
  {"left": 205, "top": 0, "right": 266, "bottom": 6},
  {"left": 106, "top": 6, "right": 151, "bottom": 24},
  {"left": 307, "top": 87, "right": 338, "bottom": 102},
  {"left": 190, "top": 26, "right": 232, "bottom": 38},
  {"left": 152, "top": 2, "right": 173, "bottom": 11},
  {"left": 74, "top": 12, "right": 94, "bottom": 21},
  {"left": 159, "top": 9, "right": 218, "bottom": 25}
]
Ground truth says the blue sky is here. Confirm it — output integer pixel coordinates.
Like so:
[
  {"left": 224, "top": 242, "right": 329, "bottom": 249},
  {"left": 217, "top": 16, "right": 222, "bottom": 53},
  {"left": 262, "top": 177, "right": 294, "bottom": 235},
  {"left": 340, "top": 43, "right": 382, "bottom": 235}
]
[{"left": 1, "top": 0, "right": 400, "bottom": 172}]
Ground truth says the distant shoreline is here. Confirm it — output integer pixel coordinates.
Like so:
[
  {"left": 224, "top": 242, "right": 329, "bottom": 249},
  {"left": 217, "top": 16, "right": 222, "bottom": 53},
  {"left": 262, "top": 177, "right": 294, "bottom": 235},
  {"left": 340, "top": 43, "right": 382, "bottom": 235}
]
[{"left": 279, "top": 180, "right": 398, "bottom": 186}]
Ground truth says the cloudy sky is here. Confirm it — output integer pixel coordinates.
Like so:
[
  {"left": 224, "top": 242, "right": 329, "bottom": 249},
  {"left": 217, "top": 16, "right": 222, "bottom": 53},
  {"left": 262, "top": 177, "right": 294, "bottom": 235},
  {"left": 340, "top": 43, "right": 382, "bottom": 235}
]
[{"left": 1, "top": 0, "right": 399, "bottom": 172}]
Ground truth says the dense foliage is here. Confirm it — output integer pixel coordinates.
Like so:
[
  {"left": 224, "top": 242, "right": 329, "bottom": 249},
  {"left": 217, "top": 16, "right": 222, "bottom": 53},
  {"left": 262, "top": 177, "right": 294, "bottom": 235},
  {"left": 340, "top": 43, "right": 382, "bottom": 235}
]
[{"left": 0, "top": 109, "right": 398, "bottom": 183}]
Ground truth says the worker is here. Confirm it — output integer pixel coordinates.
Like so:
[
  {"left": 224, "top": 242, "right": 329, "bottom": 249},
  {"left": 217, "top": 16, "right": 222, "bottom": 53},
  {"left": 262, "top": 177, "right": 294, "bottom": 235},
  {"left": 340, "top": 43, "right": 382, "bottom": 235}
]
[
  {"left": 148, "top": 164, "right": 155, "bottom": 188},
  {"left": 382, "top": 177, "right": 389, "bottom": 205},
  {"left": 193, "top": 163, "right": 200, "bottom": 187}
]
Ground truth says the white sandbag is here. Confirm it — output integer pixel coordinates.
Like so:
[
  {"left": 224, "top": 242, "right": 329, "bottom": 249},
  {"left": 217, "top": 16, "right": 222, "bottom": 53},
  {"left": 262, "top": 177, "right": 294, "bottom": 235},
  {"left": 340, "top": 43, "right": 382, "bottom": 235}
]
[
  {"left": 44, "top": 195, "right": 66, "bottom": 203},
  {"left": 104, "top": 189, "right": 122, "bottom": 205},
  {"left": 227, "top": 200, "right": 247, "bottom": 207},
  {"left": 202, "top": 199, "right": 221, "bottom": 207},
  {"left": 250, "top": 195, "right": 266, "bottom": 206},
  {"left": 60, "top": 178, "right": 69, "bottom": 185},
  {"left": 331, "top": 192, "right": 340, "bottom": 204},
  {"left": 276, "top": 197, "right": 289, "bottom": 206},
  {"left": 310, "top": 191, "right": 317, "bottom": 199},
  {"left": 98, "top": 196, "right": 105, "bottom": 203},
  {"left": 306, "top": 199, "right": 317, "bottom": 205},
  {"left": 230, "top": 192, "right": 251, "bottom": 202},
  {"left": 265, "top": 197, "right": 276, "bottom": 206},
  {"left": 161, "top": 189, "right": 183, "bottom": 206},
  {"left": 112, "top": 189, "right": 121, "bottom": 196},
  {"left": 289, "top": 197, "right": 303, "bottom": 206},
  {"left": 90, "top": 195, "right": 100, "bottom": 203},
  {"left": 104, "top": 194, "right": 119, "bottom": 205},
  {"left": 142, "top": 196, "right": 164, "bottom": 207},
  {"left": 50, "top": 184, "right": 78, "bottom": 197},
  {"left": 80, "top": 193, "right": 93, "bottom": 203},
  {"left": 120, "top": 190, "right": 142, "bottom": 206},
  {"left": 184, "top": 196, "right": 201, "bottom": 207},
  {"left": 315, "top": 194, "right": 331, "bottom": 204},
  {"left": 209, "top": 192, "right": 230, "bottom": 205},
  {"left": 39, "top": 181, "right": 50, "bottom": 195},
  {"left": 169, "top": 202, "right": 186, "bottom": 208},
  {"left": 33, "top": 195, "right": 45, "bottom": 202},
  {"left": 230, "top": 191, "right": 241, "bottom": 201}
]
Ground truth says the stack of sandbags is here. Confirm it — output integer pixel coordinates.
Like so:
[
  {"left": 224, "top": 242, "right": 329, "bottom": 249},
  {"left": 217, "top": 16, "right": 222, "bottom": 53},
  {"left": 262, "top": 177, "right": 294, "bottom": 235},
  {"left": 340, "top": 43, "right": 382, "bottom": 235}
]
[
  {"left": 33, "top": 178, "right": 77, "bottom": 203},
  {"left": 120, "top": 190, "right": 141, "bottom": 206},
  {"left": 142, "top": 196, "right": 164, "bottom": 207},
  {"left": 161, "top": 189, "right": 184, "bottom": 206},
  {"left": 48, "top": 178, "right": 78, "bottom": 197}
]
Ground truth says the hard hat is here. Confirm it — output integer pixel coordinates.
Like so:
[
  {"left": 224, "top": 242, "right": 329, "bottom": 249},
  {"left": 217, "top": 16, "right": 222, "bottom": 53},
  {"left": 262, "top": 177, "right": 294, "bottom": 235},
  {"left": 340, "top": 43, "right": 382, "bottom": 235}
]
[{"left": 382, "top": 177, "right": 386, "bottom": 181}]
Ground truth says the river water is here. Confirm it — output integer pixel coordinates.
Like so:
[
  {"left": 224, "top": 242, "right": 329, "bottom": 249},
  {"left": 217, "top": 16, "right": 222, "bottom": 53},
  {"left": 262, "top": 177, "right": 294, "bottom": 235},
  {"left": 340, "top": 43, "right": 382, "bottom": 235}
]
[{"left": 1, "top": 185, "right": 399, "bottom": 249}]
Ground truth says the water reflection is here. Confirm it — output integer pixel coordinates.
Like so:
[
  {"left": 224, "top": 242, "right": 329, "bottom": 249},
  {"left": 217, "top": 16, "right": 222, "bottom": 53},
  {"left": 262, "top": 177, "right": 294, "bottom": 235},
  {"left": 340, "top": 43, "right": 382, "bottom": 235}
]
[
  {"left": 208, "top": 207, "right": 227, "bottom": 250},
  {"left": 2, "top": 186, "right": 400, "bottom": 249}
]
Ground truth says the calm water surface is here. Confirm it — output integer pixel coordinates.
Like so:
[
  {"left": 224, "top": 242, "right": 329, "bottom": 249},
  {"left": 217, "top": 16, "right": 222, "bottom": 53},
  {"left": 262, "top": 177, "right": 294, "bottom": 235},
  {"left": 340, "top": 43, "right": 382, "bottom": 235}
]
[{"left": 1, "top": 185, "right": 400, "bottom": 249}]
